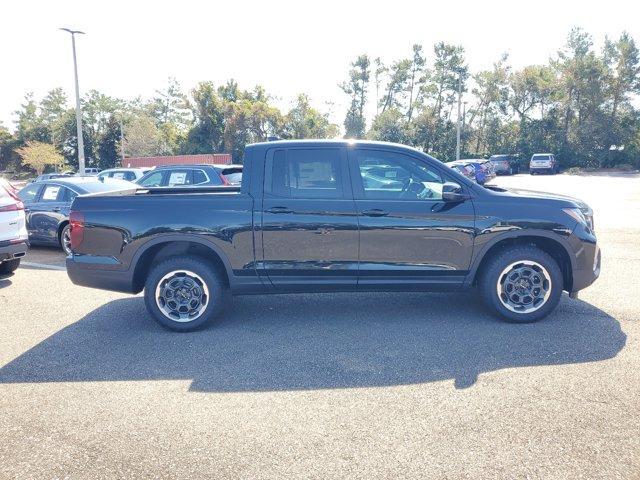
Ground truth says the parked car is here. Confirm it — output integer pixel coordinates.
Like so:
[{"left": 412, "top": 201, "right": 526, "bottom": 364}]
[
  {"left": 136, "top": 164, "right": 243, "bottom": 188},
  {"left": 530, "top": 153, "right": 559, "bottom": 174},
  {"left": 447, "top": 163, "right": 476, "bottom": 182},
  {"left": 0, "top": 179, "right": 28, "bottom": 274},
  {"left": 489, "top": 154, "right": 520, "bottom": 175},
  {"left": 97, "top": 168, "right": 151, "bottom": 182},
  {"left": 448, "top": 159, "right": 496, "bottom": 185},
  {"left": 17, "top": 177, "right": 135, "bottom": 255},
  {"left": 83, "top": 168, "right": 101, "bottom": 176},
  {"left": 30, "top": 173, "right": 72, "bottom": 184},
  {"left": 66, "top": 140, "right": 599, "bottom": 331}
]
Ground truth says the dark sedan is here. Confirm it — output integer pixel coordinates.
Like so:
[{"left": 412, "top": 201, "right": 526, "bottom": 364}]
[
  {"left": 17, "top": 177, "right": 135, "bottom": 254},
  {"left": 136, "top": 164, "right": 243, "bottom": 188}
]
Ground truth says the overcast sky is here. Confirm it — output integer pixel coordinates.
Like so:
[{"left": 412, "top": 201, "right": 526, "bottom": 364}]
[{"left": 2, "top": 0, "right": 639, "bottom": 131}]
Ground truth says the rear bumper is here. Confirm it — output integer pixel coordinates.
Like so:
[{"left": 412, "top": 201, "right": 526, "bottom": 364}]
[
  {"left": 0, "top": 239, "right": 28, "bottom": 263},
  {"left": 530, "top": 166, "right": 555, "bottom": 173},
  {"left": 67, "top": 255, "right": 136, "bottom": 293}
]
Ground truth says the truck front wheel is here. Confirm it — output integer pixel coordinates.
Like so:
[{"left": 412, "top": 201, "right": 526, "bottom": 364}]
[
  {"left": 479, "top": 246, "right": 563, "bottom": 323},
  {"left": 144, "top": 255, "right": 227, "bottom": 331}
]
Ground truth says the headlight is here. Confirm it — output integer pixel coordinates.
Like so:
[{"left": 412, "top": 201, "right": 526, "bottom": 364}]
[{"left": 563, "top": 207, "right": 595, "bottom": 233}]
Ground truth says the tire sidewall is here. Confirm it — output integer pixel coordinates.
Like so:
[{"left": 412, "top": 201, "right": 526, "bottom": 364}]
[
  {"left": 144, "top": 256, "right": 225, "bottom": 331},
  {"left": 60, "top": 224, "right": 72, "bottom": 255},
  {"left": 481, "top": 247, "right": 563, "bottom": 323},
  {"left": 0, "top": 258, "right": 20, "bottom": 275}
]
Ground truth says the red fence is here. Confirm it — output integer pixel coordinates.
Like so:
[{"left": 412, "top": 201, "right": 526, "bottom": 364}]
[{"left": 122, "top": 154, "right": 233, "bottom": 168}]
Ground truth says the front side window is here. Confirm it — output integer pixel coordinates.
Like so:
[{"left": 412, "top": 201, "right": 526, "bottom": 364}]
[
  {"left": 267, "top": 149, "right": 343, "bottom": 199},
  {"left": 18, "top": 184, "right": 41, "bottom": 203},
  {"left": 355, "top": 150, "right": 444, "bottom": 201},
  {"left": 139, "top": 171, "right": 164, "bottom": 187}
]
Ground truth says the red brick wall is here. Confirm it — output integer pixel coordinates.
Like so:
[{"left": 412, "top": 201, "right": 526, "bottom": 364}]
[{"left": 122, "top": 154, "right": 233, "bottom": 168}]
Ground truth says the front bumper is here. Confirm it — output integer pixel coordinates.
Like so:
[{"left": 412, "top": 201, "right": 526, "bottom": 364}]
[
  {"left": 0, "top": 239, "right": 28, "bottom": 264},
  {"left": 569, "top": 235, "right": 600, "bottom": 294}
]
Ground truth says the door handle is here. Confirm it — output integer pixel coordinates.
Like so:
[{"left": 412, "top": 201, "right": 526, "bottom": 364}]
[
  {"left": 361, "top": 209, "right": 388, "bottom": 217},
  {"left": 52, "top": 207, "right": 61, "bottom": 212},
  {"left": 265, "top": 206, "right": 293, "bottom": 214}
]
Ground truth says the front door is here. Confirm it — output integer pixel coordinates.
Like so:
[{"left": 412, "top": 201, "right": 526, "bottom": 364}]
[
  {"left": 260, "top": 147, "right": 359, "bottom": 291},
  {"left": 29, "top": 183, "right": 69, "bottom": 245},
  {"left": 349, "top": 148, "right": 476, "bottom": 289}
]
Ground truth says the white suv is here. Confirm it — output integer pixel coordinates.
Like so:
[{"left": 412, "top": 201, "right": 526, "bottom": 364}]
[
  {"left": 529, "top": 153, "right": 559, "bottom": 174},
  {"left": 0, "top": 179, "right": 28, "bottom": 274}
]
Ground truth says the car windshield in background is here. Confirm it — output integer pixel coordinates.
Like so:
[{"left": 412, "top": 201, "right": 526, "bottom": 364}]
[
  {"left": 223, "top": 172, "right": 243, "bottom": 184},
  {"left": 532, "top": 155, "right": 551, "bottom": 160}
]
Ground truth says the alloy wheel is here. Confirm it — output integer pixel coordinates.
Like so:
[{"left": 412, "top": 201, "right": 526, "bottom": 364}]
[
  {"left": 155, "top": 270, "right": 210, "bottom": 322},
  {"left": 496, "top": 260, "right": 552, "bottom": 314}
]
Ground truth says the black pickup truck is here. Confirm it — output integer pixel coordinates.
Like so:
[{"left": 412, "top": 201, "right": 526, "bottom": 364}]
[{"left": 67, "top": 140, "right": 600, "bottom": 331}]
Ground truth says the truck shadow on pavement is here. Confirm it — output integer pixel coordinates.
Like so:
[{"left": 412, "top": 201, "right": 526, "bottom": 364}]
[{"left": 0, "top": 292, "right": 626, "bottom": 391}]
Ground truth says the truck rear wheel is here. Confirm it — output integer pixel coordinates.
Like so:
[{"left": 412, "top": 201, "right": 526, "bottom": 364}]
[
  {"left": 479, "top": 246, "right": 563, "bottom": 323},
  {"left": 144, "top": 255, "right": 227, "bottom": 331}
]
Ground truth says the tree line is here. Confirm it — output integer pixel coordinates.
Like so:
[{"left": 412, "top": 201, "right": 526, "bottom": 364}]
[{"left": 1, "top": 27, "right": 639, "bottom": 174}]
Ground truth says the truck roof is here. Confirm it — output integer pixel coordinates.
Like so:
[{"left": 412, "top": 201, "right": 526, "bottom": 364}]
[{"left": 247, "top": 139, "right": 435, "bottom": 158}]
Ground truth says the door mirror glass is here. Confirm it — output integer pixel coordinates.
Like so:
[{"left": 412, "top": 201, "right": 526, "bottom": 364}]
[{"left": 442, "top": 182, "right": 467, "bottom": 202}]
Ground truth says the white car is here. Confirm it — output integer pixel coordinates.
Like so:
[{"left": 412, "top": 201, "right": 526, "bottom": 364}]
[
  {"left": 97, "top": 168, "right": 151, "bottom": 182},
  {"left": 0, "top": 179, "right": 28, "bottom": 274}
]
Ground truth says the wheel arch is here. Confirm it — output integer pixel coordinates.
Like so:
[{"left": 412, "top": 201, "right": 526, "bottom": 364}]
[
  {"left": 131, "top": 236, "right": 232, "bottom": 293},
  {"left": 57, "top": 220, "right": 69, "bottom": 241},
  {"left": 469, "top": 231, "right": 575, "bottom": 292}
]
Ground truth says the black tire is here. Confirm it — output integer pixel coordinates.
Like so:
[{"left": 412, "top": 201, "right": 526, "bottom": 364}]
[
  {"left": 144, "top": 255, "right": 228, "bottom": 332},
  {"left": 59, "top": 224, "right": 72, "bottom": 255},
  {"left": 0, "top": 258, "right": 20, "bottom": 275},
  {"left": 479, "top": 246, "right": 563, "bottom": 323}
]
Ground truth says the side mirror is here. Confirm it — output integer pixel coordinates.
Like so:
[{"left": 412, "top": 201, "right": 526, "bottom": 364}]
[{"left": 442, "top": 182, "right": 468, "bottom": 202}]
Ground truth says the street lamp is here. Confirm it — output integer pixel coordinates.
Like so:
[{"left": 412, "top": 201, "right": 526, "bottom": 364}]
[{"left": 60, "top": 28, "right": 86, "bottom": 175}]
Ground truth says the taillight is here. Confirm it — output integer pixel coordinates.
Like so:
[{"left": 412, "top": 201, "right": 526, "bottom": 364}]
[
  {"left": 69, "top": 211, "right": 85, "bottom": 250},
  {"left": 0, "top": 187, "right": 24, "bottom": 212},
  {"left": 0, "top": 201, "right": 24, "bottom": 212}
]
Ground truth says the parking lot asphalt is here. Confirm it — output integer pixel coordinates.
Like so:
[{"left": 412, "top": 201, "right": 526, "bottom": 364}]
[{"left": 1, "top": 173, "right": 639, "bottom": 479}]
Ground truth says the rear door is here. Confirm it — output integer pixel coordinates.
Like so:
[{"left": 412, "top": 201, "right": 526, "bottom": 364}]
[
  {"left": 349, "top": 148, "right": 475, "bottom": 289},
  {"left": 260, "top": 147, "right": 359, "bottom": 290}
]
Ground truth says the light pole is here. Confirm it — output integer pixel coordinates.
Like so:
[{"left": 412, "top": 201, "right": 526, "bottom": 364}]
[
  {"left": 462, "top": 101, "right": 468, "bottom": 156},
  {"left": 60, "top": 28, "right": 86, "bottom": 175},
  {"left": 455, "top": 76, "right": 462, "bottom": 161}
]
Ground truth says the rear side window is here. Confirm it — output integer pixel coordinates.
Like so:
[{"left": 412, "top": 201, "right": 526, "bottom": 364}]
[
  {"left": 167, "top": 170, "right": 192, "bottom": 186},
  {"left": 194, "top": 169, "right": 219, "bottom": 185},
  {"left": 60, "top": 187, "right": 78, "bottom": 203},
  {"left": 266, "top": 149, "right": 343, "bottom": 199}
]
